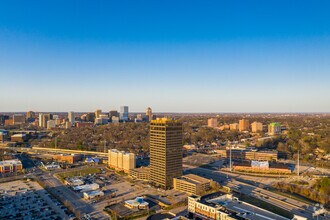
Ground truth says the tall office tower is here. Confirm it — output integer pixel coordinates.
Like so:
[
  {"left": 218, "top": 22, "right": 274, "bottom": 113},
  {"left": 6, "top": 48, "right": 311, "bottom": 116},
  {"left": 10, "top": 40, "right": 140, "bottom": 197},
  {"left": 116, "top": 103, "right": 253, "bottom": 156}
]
[
  {"left": 146, "top": 107, "right": 152, "bottom": 122},
  {"left": 251, "top": 122, "right": 263, "bottom": 132},
  {"left": 268, "top": 122, "right": 281, "bottom": 135},
  {"left": 38, "top": 113, "right": 44, "bottom": 127},
  {"left": 95, "top": 109, "right": 102, "bottom": 119},
  {"left": 109, "top": 110, "right": 119, "bottom": 118},
  {"left": 13, "top": 114, "right": 25, "bottom": 125},
  {"left": 150, "top": 118, "right": 183, "bottom": 189},
  {"left": 26, "top": 111, "right": 35, "bottom": 121},
  {"left": 68, "top": 111, "right": 75, "bottom": 124},
  {"left": 120, "top": 106, "right": 129, "bottom": 121},
  {"left": 207, "top": 118, "right": 218, "bottom": 128},
  {"left": 39, "top": 113, "right": 51, "bottom": 128},
  {"left": 239, "top": 119, "right": 250, "bottom": 132}
]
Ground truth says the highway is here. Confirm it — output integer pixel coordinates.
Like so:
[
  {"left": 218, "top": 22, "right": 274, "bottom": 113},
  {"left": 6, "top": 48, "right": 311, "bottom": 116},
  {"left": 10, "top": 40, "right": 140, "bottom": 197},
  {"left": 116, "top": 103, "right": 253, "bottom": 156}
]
[{"left": 184, "top": 165, "right": 326, "bottom": 220}]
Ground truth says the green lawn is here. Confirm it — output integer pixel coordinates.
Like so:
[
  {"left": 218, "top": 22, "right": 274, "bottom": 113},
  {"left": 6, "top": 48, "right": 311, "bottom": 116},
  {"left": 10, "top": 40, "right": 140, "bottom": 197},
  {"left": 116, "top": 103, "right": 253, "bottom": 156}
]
[{"left": 57, "top": 167, "right": 101, "bottom": 181}]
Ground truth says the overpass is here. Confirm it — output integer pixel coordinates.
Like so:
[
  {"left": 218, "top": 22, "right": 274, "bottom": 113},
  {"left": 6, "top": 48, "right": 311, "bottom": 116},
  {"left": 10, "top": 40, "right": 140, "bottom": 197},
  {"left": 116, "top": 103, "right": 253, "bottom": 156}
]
[{"left": 0, "top": 146, "right": 108, "bottom": 157}]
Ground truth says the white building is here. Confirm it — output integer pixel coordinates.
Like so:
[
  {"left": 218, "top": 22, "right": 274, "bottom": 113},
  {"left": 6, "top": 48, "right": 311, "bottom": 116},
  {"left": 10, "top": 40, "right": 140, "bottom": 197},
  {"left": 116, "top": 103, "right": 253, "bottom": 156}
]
[
  {"left": 68, "top": 111, "right": 75, "bottom": 124},
  {"left": 47, "top": 120, "right": 56, "bottom": 130},
  {"left": 83, "top": 190, "right": 104, "bottom": 200}
]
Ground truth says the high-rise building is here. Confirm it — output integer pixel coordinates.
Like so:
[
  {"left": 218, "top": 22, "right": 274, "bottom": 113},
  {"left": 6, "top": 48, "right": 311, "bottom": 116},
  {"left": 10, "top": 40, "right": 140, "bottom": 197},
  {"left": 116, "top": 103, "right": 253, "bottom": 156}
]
[
  {"left": 239, "top": 119, "right": 250, "bottom": 132},
  {"left": 109, "top": 110, "right": 119, "bottom": 118},
  {"left": 47, "top": 120, "right": 56, "bottom": 130},
  {"left": 150, "top": 118, "right": 183, "bottom": 189},
  {"left": 146, "top": 107, "right": 152, "bottom": 122},
  {"left": 207, "top": 118, "right": 218, "bottom": 128},
  {"left": 38, "top": 113, "right": 51, "bottom": 128},
  {"left": 251, "top": 122, "right": 263, "bottom": 133},
  {"left": 120, "top": 106, "right": 129, "bottom": 121},
  {"left": 68, "top": 111, "right": 75, "bottom": 124},
  {"left": 268, "top": 122, "right": 281, "bottom": 135},
  {"left": 26, "top": 111, "right": 35, "bottom": 122},
  {"left": 13, "top": 114, "right": 25, "bottom": 125},
  {"left": 95, "top": 109, "right": 102, "bottom": 119}
]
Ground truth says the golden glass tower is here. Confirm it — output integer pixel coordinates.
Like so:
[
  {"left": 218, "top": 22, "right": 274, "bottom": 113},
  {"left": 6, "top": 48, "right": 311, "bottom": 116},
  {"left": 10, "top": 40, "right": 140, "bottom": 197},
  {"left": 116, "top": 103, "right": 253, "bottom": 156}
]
[{"left": 150, "top": 118, "right": 182, "bottom": 189}]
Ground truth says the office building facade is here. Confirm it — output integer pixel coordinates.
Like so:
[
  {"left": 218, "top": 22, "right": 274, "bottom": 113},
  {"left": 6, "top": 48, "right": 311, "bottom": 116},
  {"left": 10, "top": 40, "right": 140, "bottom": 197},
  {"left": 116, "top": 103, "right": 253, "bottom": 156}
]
[
  {"left": 120, "top": 106, "right": 129, "bottom": 121},
  {"left": 150, "top": 118, "right": 183, "bottom": 189},
  {"left": 239, "top": 119, "right": 250, "bottom": 132}
]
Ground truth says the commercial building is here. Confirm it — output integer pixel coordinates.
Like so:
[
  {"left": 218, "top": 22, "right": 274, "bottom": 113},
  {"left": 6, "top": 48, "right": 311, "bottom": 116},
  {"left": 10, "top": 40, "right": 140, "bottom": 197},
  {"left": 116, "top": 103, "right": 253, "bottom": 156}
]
[
  {"left": 229, "top": 123, "right": 239, "bottom": 131},
  {"left": 109, "top": 110, "right": 119, "bottom": 118},
  {"left": 188, "top": 193, "right": 288, "bottom": 220},
  {"left": 68, "top": 111, "right": 75, "bottom": 124},
  {"left": 120, "top": 106, "right": 129, "bottom": 121},
  {"left": 129, "top": 167, "right": 150, "bottom": 181},
  {"left": 150, "top": 118, "right": 183, "bottom": 189},
  {"left": 245, "top": 150, "right": 278, "bottom": 161},
  {"left": 207, "top": 118, "right": 218, "bottom": 128},
  {"left": 52, "top": 154, "right": 82, "bottom": 164},
  {"left": 108, "top": 149, "right": 135, "bottom": 173},
  {"left": 83, "top": 190, "right": 104, "bottom": 200},
  {"left": 146, "top": 107, "right": 152, "bottom": 122},
  {"left": 124, "top": 197, "right": 149, "bottom": 210},
  {"left": 233, "top": 161, "right": 291, "bottom": 174},
  {"left": 0, "top": 115, "right": 9, "bottom": 125},
  {"left": 268, "top": 122, "right": 281, "bottom": 135},
  {"left": 47, "top": 120, "right": 56, "bottom": 130},
  {"left": 95, "top": 109, "right": 102, "bottom": 119},
  {"left": 239, "top": 119, "right": 250, "bottom": 132},
  {"left": 86, "top": 113, "right": 96, "bottom": 122},
  {"left": 0, "top": 159, "right": 23, "bottom": 173},
  {"left": 76, "top": 122, "right": 94, "bottom": 128},
  {"left": 39, "top": 113, "right": 51, "bottom": 128},
  {"left": 251, "top": 121, "right": 263, "bottom": 132},
  {"left": 73, "top": 183, "right": 99, "bottom": 192},
  {"left": 11, "top": 134, "right": 27, "bottom": 142},
  {"left": 13, "top": 114, "right": 25, "bottom": 125},
  {"left": 173, "top": 174, "right": 211, "bottom": 195}
]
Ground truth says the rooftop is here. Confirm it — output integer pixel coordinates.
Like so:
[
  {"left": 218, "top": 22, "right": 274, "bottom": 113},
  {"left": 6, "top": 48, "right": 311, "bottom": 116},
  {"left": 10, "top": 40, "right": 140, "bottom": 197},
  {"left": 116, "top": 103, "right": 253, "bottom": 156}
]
[{"left": 180, "top": 174, "right": 211, "bottom": 185}]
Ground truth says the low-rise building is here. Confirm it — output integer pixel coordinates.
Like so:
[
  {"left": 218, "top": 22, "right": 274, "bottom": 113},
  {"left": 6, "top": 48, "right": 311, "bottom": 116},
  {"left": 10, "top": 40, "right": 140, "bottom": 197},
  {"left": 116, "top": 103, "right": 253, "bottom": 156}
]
[
  {"left": 129, "top": 166, "right": 150, "bottom": 181},
  {"left": 0, "top": 159, "right": 23, "bottom": 173},
  {"left": 124, "top": 197, "right": 149, "bottom": 210},
  {"left": 245, "top": 150, "right": 278, "bottom": 161},
  {"left": 188, "top": 192, "right": 288, "bottom": 220},
  {"left": 268, "top": 122, "right": 281, "bottom": 135},
  {"left": 229, "top": 123, "right": 239, "bottom": 131},
  {"left": 11, "top": 134, "right": 28, "bottom": 142},
  {"left": 173, "top": 174, "right": 211, "bottom": 195},
  {"left": 52, "top": 154, "right": 82, "bottom": 164},
  {"left": 208, "top": 118, "right": 218, "bottom": 128},
  {"left": 83, "top": 190, "right": 104, "bottom": 200},
  {"left": 251, "top": 121, "right": 263, "bottom": 132}
]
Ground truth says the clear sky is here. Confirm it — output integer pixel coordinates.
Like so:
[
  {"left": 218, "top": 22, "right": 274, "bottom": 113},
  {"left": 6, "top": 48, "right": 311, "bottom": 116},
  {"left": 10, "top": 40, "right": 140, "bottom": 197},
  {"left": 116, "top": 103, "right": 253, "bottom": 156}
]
[{"left": 0, "top": 0, "right": 329, "bottom": 113}]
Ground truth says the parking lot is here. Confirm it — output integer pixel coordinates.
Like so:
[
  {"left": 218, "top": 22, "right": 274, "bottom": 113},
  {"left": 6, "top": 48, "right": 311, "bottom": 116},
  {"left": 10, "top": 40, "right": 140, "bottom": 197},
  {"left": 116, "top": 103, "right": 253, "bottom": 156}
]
[{"left": 0, "top": 180, "right": 72, "bottom": 220}]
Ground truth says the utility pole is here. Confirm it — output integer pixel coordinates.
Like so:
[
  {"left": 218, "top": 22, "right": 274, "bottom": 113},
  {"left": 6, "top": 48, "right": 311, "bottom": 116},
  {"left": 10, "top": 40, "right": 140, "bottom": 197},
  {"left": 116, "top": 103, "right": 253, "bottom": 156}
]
[
  {"left": 55, "top": 137, "right": 57, "bottom": 150},
  {"left": 229, "top": 144, "right": 232, "bottom": 172},
  {"left": 104, "top": 140, "right": 107, "bottom": 153},
  {"left": 297, "top": 150, "right": 300, "bottom": 176}
]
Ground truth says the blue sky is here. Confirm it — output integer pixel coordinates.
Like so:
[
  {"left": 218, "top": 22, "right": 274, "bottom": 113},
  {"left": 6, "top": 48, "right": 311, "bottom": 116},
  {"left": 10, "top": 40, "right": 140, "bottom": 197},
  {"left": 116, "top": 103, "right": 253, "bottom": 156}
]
[{"left": 0, "top": 0, "right": 329, "bottom": 112}]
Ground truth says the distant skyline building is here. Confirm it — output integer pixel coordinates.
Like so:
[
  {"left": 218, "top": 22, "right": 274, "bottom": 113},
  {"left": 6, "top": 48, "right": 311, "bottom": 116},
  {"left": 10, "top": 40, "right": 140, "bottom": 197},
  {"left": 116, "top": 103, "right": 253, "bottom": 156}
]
[
  {"left": 95, "top": 109, "right": 102, "bottom": 119},
  {"left": 150, "top": 118, "right": 183, "bottom": 189},
  {"left": 26, "top": 111, "right": 35, "bottom": 121},
  {"left": 268, "top": 122, "right": 281, "bottom": 135},
  {"left": 38, "top": 113, "right": 51, "bottom": 128},
  {"left": 13, "top": 114, "right": 25, "bottom": 125},
  {"left": 239, "top": 119, "right": 250, "bottom": 132},
  {"left": 229, "top": 123, "right": 239, "bottom": 131},
  {"left": 68, "top": 111, "right": 75, "bottom": 124},
  {"left": 251, "top": 121, "right": 263, "bottom": 133},
  {"left": 146, "top": 107, "right": 152, "bottom": 122},
  {"left": 207, "top": 118, "right": 218, "bottom": 128},
  {"left": 120, "top": 106, "right": 129, "bottom": 121}
]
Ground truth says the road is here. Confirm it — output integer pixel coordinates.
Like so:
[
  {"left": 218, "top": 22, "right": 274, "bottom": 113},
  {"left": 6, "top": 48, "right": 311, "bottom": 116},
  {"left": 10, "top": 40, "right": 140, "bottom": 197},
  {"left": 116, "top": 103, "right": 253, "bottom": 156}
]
[{"left": 184, "top": 165, "right": 327, "bottom": 220}]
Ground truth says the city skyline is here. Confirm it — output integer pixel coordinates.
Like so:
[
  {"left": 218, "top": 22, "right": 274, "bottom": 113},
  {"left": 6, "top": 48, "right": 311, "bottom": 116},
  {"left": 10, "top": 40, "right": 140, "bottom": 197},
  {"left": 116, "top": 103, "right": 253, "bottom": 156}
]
[{"left": 1, "top": 1, "right": 330, "bottom": 112}]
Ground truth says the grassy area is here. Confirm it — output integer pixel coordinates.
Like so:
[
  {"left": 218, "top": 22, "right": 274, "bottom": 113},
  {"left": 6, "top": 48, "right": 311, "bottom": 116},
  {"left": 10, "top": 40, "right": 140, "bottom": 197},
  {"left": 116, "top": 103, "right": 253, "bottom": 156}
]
[
  {"left": 237, "top": 194, "right": 294, "bottom": 219},
  {"left": 56, "top": 167, "right": 101, "bottom": 181}
]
